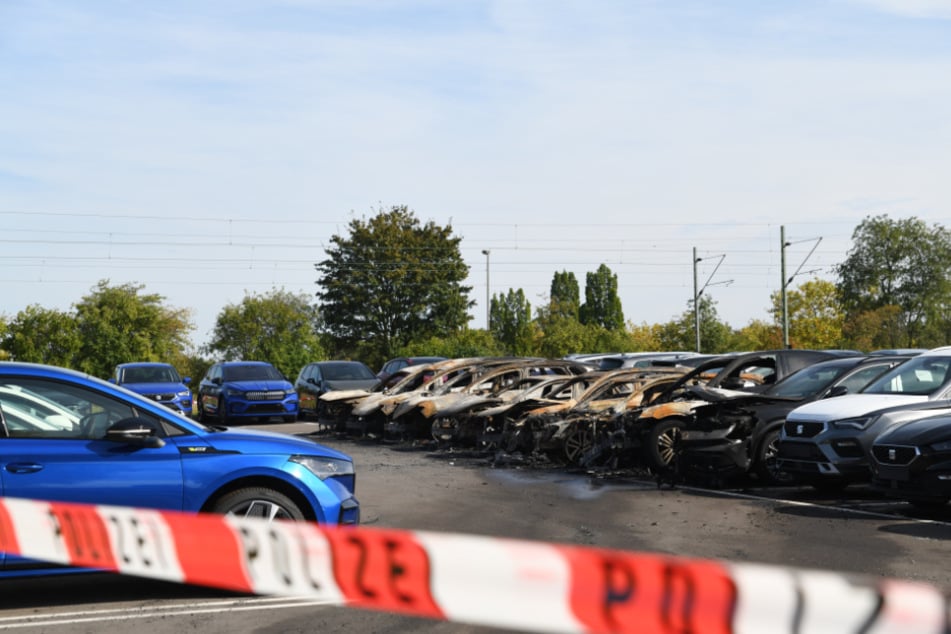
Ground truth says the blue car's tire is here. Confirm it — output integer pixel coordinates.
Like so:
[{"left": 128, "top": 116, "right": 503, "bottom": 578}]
[{"left": 210, "top": 487, "right": 305, "bottom": 521}]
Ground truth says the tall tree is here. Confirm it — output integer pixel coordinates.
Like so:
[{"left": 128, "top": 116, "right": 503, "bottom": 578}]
[
  {"left": 549, "top": 270, "right": 580, "bottom": 321},
  {"left": 316, "top": 206, "right": 473, "bottom": 364},
  {"left": 489, "top": 288, "right": 536, "bottom": 356},
  {"left": 836, "top": 215, "right": 951, "bottom": 346},
  {"left": 769, "top": 278, "right": 845, "bottom": 349},
  {"left": 579, "top": 264, "right": 624, "bottom": 330},
  {"left": 1, "top": 305, "right": 81, "bottom": 366},
  {"left": 659, "top": 295, "right": 735, "bottom": 353},
  {"left": 73, "top": 280, "right": 193, "bottom": 377},
  {"left": 207, "top": 289, "right": 324, "bottom": 379}
]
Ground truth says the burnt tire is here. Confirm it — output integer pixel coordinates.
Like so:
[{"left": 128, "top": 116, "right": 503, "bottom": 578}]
[
  {"left": 210, "top": 487, "right": 305, "bottom": 521},
  {"left": 563, "top": 426, "right": 593, "bottom": 465},
  {"left": 754, "top": 428, "right": 794, "bottom": 485},
  {"left": 646, "top": 419, "right": 684, "bottom": 471}
]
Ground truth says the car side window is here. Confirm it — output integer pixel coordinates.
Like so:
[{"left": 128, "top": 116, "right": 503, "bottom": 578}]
[{"left": 0, "top": 377, "right": 163, "bottom": 440}]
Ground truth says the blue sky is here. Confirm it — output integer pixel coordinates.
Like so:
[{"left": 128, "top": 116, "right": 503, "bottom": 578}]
[{"left": 2, "top": 0, "right": 950, "bottom": 349}]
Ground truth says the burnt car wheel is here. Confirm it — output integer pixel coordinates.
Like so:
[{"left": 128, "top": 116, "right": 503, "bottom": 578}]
[
  {"left": 563, "top": 426, "right": 593, "bottom": 465},
  {"left": 754, "top": 428, "right": 794, "bottom": 485},
  {"left": 646, "top": 419, "right": 684, "bottom": 470},
  {"left": 210, "top": 487, "right": 305, "bottom": 521}
]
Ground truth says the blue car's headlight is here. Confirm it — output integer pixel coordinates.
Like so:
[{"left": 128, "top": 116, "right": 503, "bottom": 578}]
[
  {"left": 177, "top": 390, "right": 191, "bottom": 398},
  {"left": 290, "top": 455, "right": 355, "bottom": 480},
  {"left": 224, "top": 388, "right": 244, "bottom": 397},
  {"left": 831, "top": 415, "right": 876, "bottom": 430}
]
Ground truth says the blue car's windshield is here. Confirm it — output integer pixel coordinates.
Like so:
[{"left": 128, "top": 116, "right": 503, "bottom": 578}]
[
  {"left": 223, "top": 365, "right": 284, "bottom": 382},
  {"left": 122, "top": 365, "right": 181, "bottom": 384}
]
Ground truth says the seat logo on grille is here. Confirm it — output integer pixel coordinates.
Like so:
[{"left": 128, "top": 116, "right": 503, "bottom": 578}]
[
  {"left": 796, "top": 424, "right": 803, "bottom": 435},
  {"left": 888, "top": 448, "right": 896, "bottom": 461}
]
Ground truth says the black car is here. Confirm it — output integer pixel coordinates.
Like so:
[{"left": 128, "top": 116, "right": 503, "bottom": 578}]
[
  {"left": 295, "top": 361, "right": 380, "bottom": 427},
  {"left": 636, "top": 348, "right": 862, "bottom": 472},
  {"left": 870, "top": 409, "right": 951, "bottom": 507},
  {"left": 671, "top": 355, "right": 910, "bottom": 484}
]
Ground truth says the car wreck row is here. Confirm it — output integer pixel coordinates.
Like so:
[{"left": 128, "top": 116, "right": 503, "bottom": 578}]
[{"left": 315, "top": 347, "right": 951, "bottom": 509}]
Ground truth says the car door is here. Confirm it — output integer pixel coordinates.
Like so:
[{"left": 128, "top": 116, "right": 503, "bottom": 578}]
[
  {"left": 0, "top": 375, "right": 186, "bottom": 571},
  {"left": 0, "top": 376, "right": 184, "bottom": 508}
]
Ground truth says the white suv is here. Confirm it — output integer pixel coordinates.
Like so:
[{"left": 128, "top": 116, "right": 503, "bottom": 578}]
[{"left": 776, "top": 346, "right": 951, "bottom": 490}]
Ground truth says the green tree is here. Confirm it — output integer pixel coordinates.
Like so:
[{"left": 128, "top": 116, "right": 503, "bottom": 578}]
[
  {"left": 549, "top": 270, "right": 580, "bottom": 321},
  {"left": 73, "top": 280, "right": 193, "bottom": 377},
  {"left": 489, "top": 288, "right": 537, "bottom": 355},
  {"left": 207, "top": 288, "right": 324, "bottom": 379},
  {"left": 659, "top": 295, "right": 735, "bottom": 353},
  {"left": 316, "top": 206, "right": 473, "bottom": 365},
  {"left": 1, "top": 305, "right": 81, "bottom": 366},
  {"left": 410, "top": 329, "right": 505, "bottom": 359},
  {"left": 770, "top": 278, "right": 845, "bottom": 349},
  {"left": 836, "top": 215, "right": 951, "bottom": 346},
  {"left": 579, "top": 264, "right": 624, "bottom": 330},
  {"left": 733, "top": 319, "right": 783, "bottom": 351}
]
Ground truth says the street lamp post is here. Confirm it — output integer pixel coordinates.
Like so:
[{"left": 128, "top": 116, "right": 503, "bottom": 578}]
[{"left": 481, "top": 249, "right": 490, "bottom": 329}]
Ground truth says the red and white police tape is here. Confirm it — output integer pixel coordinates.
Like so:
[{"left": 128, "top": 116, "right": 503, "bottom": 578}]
[{"left": 0, "top": 496, "right": 947, "bottom": 633}]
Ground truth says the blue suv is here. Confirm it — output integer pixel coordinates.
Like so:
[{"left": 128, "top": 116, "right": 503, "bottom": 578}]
[
  {"left": 0, "top": 362, "right": 359, "bottom": 576},
  {"left": 111, "top": 362, "right": 192, "bottom": 415},
  {"left": 197, "top": 361, "right": 299, "bottom": 424}
]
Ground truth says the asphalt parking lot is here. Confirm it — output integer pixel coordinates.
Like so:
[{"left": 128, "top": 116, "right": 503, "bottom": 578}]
[{"left": 2, "top": 420, "right": 950, "bottom": 632}]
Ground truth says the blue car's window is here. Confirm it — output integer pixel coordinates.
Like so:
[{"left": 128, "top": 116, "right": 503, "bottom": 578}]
[
  {"left": 121, "top": 365, "right": 182, "bottom": 384},
  {"left": 0, "top": 378, "right": 162, "bottom": 440},
  {"left": 222, "top": 364, "right": 284, "bottom": 382}
]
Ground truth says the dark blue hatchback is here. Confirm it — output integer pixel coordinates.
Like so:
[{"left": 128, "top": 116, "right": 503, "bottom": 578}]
[{"left": 0, "top": 362, "right": 359, "bottom": 576}]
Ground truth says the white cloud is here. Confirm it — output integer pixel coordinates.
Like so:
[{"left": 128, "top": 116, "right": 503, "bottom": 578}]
[{"left": 847, "top": 0, "right": 951, "bottom": 18}]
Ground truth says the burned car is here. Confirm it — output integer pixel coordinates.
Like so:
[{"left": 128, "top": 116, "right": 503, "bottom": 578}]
[
  {"left": 387, "top": 358, "right": 592, "bottom": 441},
  {"left": 507, "top": 367, "right": 687, "bottom": 465},
  {"left": 633, "top": 349, "right": 861, "bottom": 473}
]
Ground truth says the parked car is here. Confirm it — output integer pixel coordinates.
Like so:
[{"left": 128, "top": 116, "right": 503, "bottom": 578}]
[
  {"left": 197, "top": 361, "right": 298, "bottom": 425},
  {"left": 596, "top": 352, "right": 697, "bottom": 371},
  {"left": 295, "top": 360, "right": 380, "bottom": 427},
  {"left": 0, "top": 362, "right": 359, "bottom": 575},
  {"left": 111, "top": 362, "right": 192, "bottom": 415},
  {"left": 669, "top": 354, "right": 911, "bottom": 484},
  {"left": 377, "top": 356, "right": 447, "bottom": 387},
  {"left": 777, "top": 346, "right": 951, "bottom": 490},
  {"left": 636, "top": 349, "right": 860, "bottom": 471},
  {"left": 869, "top": 408, "right": 951, "bottom": 507}
]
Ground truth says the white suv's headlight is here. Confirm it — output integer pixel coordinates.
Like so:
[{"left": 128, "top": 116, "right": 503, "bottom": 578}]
[
  {"left": 831, "top": 415, "right": 875, "bottom": 430},
  {"left": 290, "top": 455, "right": 354, "bottom": 480}
]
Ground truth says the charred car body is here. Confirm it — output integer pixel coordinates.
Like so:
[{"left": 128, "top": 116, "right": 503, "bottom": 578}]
[{"left": 633, "top": 349, "right": 862, "bottom": 473}]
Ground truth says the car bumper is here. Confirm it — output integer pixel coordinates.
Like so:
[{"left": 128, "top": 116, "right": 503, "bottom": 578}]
[
  {"left": 775, "top": 439, "right": 871, "bottom": 480},
  {"left": 871, "top": 456, "right": 951, "bottom": 502}
]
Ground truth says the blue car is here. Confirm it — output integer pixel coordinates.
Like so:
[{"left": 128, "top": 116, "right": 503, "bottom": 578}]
[
  {"left": 111, "top": 361, "right": 193, "bottom": 415},
  {"left": 0, "top": 362, "right": 359, "bottom": 575},
  {"left": 197, "top": 361, "right": 299, "bottom": 424}
]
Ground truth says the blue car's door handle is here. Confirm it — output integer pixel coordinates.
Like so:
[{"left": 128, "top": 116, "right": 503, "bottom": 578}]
[{"left": 5, "top": 463, "right": 44, "bottom": 474}]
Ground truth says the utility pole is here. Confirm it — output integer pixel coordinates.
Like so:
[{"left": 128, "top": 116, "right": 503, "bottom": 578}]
[
  {"left": 693, "top": 247, "right": 701, "bottom": 353},
  {"left": 692, "top": 248, "right": 732, "bottom": 354},
  {"left": 780, "top": 226, "right": 823, "bottom": 349},
  {"left": 481, "top": 249, "right": 491, "bottom": 329},
  {"left": 781, "top": 226, "right": 789, "bottom": 348}
]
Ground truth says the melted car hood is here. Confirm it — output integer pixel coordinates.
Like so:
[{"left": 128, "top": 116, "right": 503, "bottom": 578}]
[{"left": 786, "top": 393, "right": 928, "bottom": 422}]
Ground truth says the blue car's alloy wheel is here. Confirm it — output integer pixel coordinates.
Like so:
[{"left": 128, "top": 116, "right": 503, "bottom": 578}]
[{"left": 210, "top": 487, "right": 305, "bottom": 521}]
